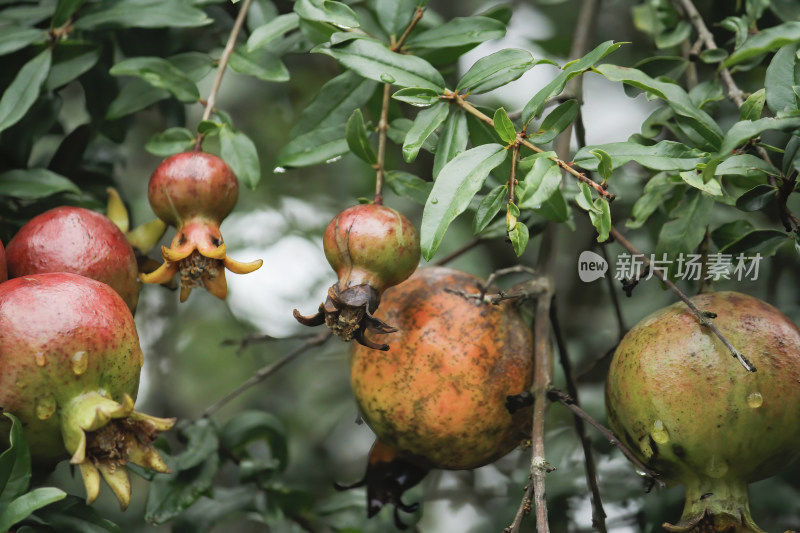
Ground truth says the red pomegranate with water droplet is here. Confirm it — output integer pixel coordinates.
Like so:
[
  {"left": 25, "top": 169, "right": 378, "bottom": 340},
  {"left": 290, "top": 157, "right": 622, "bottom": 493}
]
[
  {"left": 0, "top": 273, "right": 174, "bottom": 510},
  {"left": 606, "top": 291, "right": 800, "bottom": 532},
  {"left": 5, "top": 206, "right": 139, "bottom": 313},
  {"left": 140, "top": 151, "right": 262, "bottom": 301}
]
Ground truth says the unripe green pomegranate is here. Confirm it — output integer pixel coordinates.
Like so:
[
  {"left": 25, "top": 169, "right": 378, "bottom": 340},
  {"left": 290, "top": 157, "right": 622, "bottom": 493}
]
[
  {"left": 294, "top": 204, "right": 420, "bottom": 350},
  {"left": 351, "top": 267, "right": 533, "bottom": 470},
  {"left": 0, "top": 273, "right": 174, "bottom": 510},
  {"left": 606, "top": 291, "right": 800, "bottom": 532},
  {"left": 5, "top": 206, "right": 139, "bottom": 313},
  {"left": 140, "top": 151, "right": 262, "bottom": 302}
]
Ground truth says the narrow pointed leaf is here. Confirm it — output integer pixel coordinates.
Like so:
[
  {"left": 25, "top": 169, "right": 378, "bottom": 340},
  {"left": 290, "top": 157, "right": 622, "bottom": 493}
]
[
  {"left": 528, "top": 99, "right": 578, "bottom": 144},
  {"left": 145, "top": 128, "right": 196, "bottom": 157},
  {"left": 219, "top": 127, "right": 261, "bottom": 189},
  {"left": 717, "top": 116, "right": 800, "bottom": 155},
  {"left": 492, "top": 108, "right": 516, "bottom": 144},
  {"left": 0, "top": 487, "right": 67, "bottom": 533},
  {"left": 589, "top": 197, "right": 611, "bottom": 242},
  {"left": 0, "top": 168, "right": 80, "bottom": 199},
  {"left": 0, "top": 49, "right": 52, "bottom": 135},
  {"left": 403, "top": 101, "right": 449, "bottom": 163},
  {"left": 456, "top": 48, "right": 536, "bottom": 94},
  {"left": 291, "top": 70, "right": 377, "bottom": 137},
  {"left": 574, "top": 140, "right": 707, "bottom": 171},
  {"left": 0, "top": 27, "right": 45, "bottom": 56},
  {"left": 765, "top": 43, "right": 800, "bottom": 113},
  {"left": 518, "top": 158, "right": 561, "bottom": 209},
  {"left": 247, "top": 13, "right": 300, "bottom": 51},
  {"left": 392, "top": 87, "right": 441, "bottom": 107},
  {"left": 473, "top": 185, "right": 507, "bottom": 234},
  {"left": 740, "top": 88, "right": 766, "bottom": 121},
  {"left": 346, "top": 108, "right": 377, "bottom": 165},
  {"left": 724, "top": 21, "right": 800, "bottom": 67},
  {"left": 73, "top": 1, "right": 212, "bottom": 30},
  {"left": 433, "top": 109, "right": 468, "bottom": 178},
  {"left": 109, "top": 57, "right": 199, "bottom": 102},
  {"left": 373, "top": 0, "right": 417, "bottom": 37},
  {"left": 405, "top": 16, "right": 505, "bottom": 49},
  {"left": 735, "top": 184, "right": 777, "bottom": 211},
  {"left": 385, "top": 171, "right": 432, "bottom": 205},
  {"left": 229, "top": 47, "right": 289, "bottom": 82},
  {"left": 295, "top": 0, "right": 360, "bottom": 28}
]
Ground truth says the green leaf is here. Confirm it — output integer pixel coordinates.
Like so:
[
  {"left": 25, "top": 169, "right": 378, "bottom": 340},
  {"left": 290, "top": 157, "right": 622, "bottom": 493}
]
[
  {"left": 73, "top": 0, "right": 212, "bottom": 30},
  {"left": 392, "top": 87, "right": 442, "bottom": 107},
  {"left": 740, "top": 88, "right": 766, "bottom": 121},
  {"left": 507, "top": 218, "right": 529, "bottom": 256},
  {"left": 716, "top": 154, "right": 778, "bottom": 179},
  {"left": 717, "top": 116, "right": 800, "bottom": 155},
  {"left": 0, "top": 27, "right": 45, "bottom": 57},
  {"left": 456, "top": 48, "right": 536, "bottom": 94},
  {"left": 46, "top": 41, "right": 101, "bottom": 91},
  {"left": 595, "top": 64, "right": 724, "bottom": 150},
  {"left": 711, "top": 220, "right": 755, "bottom": 249},
  {"left": 590, "top": 148, "right": 613, "bottom": 180},
  {"left": 220, "top": 126, "right": 261, "bottom": 189},
  {"left": 247, "top": 13, "right": 300, "bottom": 51},
  {"left": 528, "top": 99, "right": 578, "bottom": 144},
  {"left": 145, "top": 452, "right": 220, "bottom": 525},
  {"left": 626, "top": 173, "right": 678, "bottom": 229},
  {"left": 655, "top": 20, "right": 691, "bottom": 49},
  {"left": 276, "top": 126, "right": 349, "bottom": 168},
  {"left": 735, "top": 184, "right": 777, "bottom": 211},
  {"left": 522, "top": 41, "right": 623, "bottom": 124},
  {"left": 405, "top": 16, "right": 505, "bottom": 49},
  {"left": 680, "top": 170, "right": 722, "bottom": 196},
  {"left": 105, "top": 79, "right": 169, "bottom": 120},
  {"left": 574, "top": 140, "right": 707, "bottom": 171},
  {"left": 110, "top": 56, "right": 199, "bottom": 103},
  {"left": 345, "top": 108, "right": 376, "bottom": 165},
  {"left": 590, "top": 197, "right": 611, "bottom": 242},
  {"left": 198, "top": 121, "right": 222, "bottom": 136},
  {"left": 28, "top": 496, "right": 123, "bottom": 533},
  {"left": 229, "top": 46, "right": 289, "bottom": 82},
  {"left": 656, "top": 189, "right": 715, "bottom": 277},
  {"left": 698, "top": 48, "right": 729, "bottom": 64},
  {"left": 492, "top": 107, "right": 516, "bottom": 144},
  {"left": 220, "top": 411, "right": 288, "bottom": 471},
  {"left": 385, "top": 171, "right": 432, "bottom": 205},
  {"left": 421, "top": 144, "right": 508, "bottom": 260},
  {"left": 403, "top": 101, "right": 449, "bottom": 163},
  {"left": 473, "top": 185, "right": 507, "bottom": 234},
  {"left": 314, "top": 37, "right": 445, "bottom": 90},
  {"left": 294, "top": 0, "right": 359, "bottom": 28},
  {"left": 52, "top": 0, "right": 85, "bottom": 27},
  {"left": 291, "top": 71, "right": 377, "bottom": 137},
  {"left": 575, "top": 182, "right": 601, "bottom": 213},
  {"left": 373, "top": 0, "right": 417, "bottom": 37},
  {"left": 0, "top": 487, "right": 67, "bottom": 533},
  {"left": 145, "top": 128, "right": 196, "bottom": 157},
  {"left": 721, "top": 16, "right": 749, "bottom": 49},
  {"left": 0, "top": 413, "right": 30, "bottom": 502},
  {"left": 0, "top": 168, "right": 80, "bottom": 199},
  {"left": 518, "top": 157, "right": 561, "bottom": 209},
  {"left": 535, "top": 189, "right": 570, "bottom": 223},
  {"left": 765, "top": 44, "right": 800, "bottom": 114},
  {"left": 433, "top": 109, "right": 468, "bottom": 178},
  {"left": 0, "top": 48, "right": 52, "bottom": 135},
  {"left": 724, "top": 21, "right": 800, "bottom": 67},
  {"left": 720, "top": 229, "right": 790, "bottom": 257}
]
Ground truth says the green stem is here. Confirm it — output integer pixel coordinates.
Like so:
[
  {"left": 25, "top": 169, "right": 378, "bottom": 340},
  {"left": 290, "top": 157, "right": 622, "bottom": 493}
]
[{"left": 665, "top": 476, "right": 763, "bottom": 533}]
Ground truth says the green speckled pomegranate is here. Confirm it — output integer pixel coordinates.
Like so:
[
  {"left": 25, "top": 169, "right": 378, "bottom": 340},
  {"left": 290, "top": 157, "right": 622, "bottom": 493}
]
[
  {"left": 606, "top": 291, "right": 800, "bottom": 532},
  {"left": 0, "top": 273, "right": 174, "bottom": 510},
  {"left": 294, "top": 204, "right": 420, "bottom": 350},
  {"left": 351, "top": 267, "right": 533, "bottom": 470}
]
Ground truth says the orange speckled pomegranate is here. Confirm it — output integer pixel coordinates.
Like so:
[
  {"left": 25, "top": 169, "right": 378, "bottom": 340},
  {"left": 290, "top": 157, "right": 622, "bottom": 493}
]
[{"left": 351, "top": 267, "right": 534, "bottom": 470}]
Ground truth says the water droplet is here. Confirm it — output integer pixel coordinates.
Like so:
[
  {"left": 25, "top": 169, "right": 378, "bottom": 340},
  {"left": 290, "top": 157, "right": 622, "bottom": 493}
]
[
  {"left": 72, "top": 351, "right": 88, "bottom": 375},
  {"left": 35, "top": 395, "right": 56, "bottom": 420},
  {"left": 380, "top": 73, "right": 396, "bottom": 84},
  {"left": 325, "top": 156, "right": 343, "bottom": 164},
  {"left": 431, "top": 197, "right": 439, "bottom": 204},
  {"left": 706, "top": 455, "right": 728, "bottom": 478},
  {"left": 273, "top": 166, "right": 286, "bottom": 174},
  {"left": 634, "top": 468, "right": 647, "bottom": 477},
  {"left": 746, "top": 391, "right": 763, "bottom": 408},
  {"left": 34, "top": 352, "right": 46, "bottom": 367},
  {"left": 651, "top": 419, "right": 670, "bottom": 444}
]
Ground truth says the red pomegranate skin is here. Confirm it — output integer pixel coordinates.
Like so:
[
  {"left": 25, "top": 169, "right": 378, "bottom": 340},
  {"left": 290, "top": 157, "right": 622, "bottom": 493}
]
[
  {"left": 0, "top": 239, "right": 7, "bottom": 283},
  {"left": 6, "top": 206, "right": 139, "bottom": 313},
  {"left": 323, "top": 204, "right": 420, "bottom": 294},
  {"left": 148, "top": 151, "right": 238, "bottom": 226},
  {"left": 351, "top": 267, "right": 534, "bottom": 470},
  {"left": 0, "top": 273, "right": 142, "bottom": 464}
]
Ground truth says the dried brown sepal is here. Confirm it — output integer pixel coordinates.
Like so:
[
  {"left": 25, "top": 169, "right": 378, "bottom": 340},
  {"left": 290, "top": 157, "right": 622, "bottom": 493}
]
[{"left": 293, "top": 283, "right": 396, "bottom": 350}]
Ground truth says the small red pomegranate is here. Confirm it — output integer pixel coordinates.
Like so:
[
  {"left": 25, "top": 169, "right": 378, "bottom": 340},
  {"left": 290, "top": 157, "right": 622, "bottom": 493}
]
[
  {"left": 335, "top": 439, "right": 428, "bottom": 530},
  {"left": 140, "top": 151, "right": 262, "bottom": 301},
  {"left": 606, "top": 292, "right": 800, "bottom": 532},
  {"left": 294, "top": 204, "right": 420, "bottom": 349},
  {"left": 5, "top": 206, "right": 139, "bottom": 313},
  {"left": 0, "top": 273, "right": 175, "bottom": 510},
  {"left": 351, "top": 267, "right": 534, "bottom": 469}
]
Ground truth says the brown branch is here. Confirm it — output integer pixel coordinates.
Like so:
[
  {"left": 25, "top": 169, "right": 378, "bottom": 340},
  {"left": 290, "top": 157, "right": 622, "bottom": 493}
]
[
  {"left": 508, "top": 144, "right": 520, "bottom": 204},
  {"left": 220, "top": 332, "right": 321, "bottom": 356},
  {"left": 203, "top": 330, "right": 332, "bottom": 417},
  {"left": 432, "top": 238, "right": 481, "bottom": 266},
  {"left": 609, "top": 227, "right": 756, "bottom": 372},
  {"left": 194, "top": 0, "right": 254, "bottom": 151}
]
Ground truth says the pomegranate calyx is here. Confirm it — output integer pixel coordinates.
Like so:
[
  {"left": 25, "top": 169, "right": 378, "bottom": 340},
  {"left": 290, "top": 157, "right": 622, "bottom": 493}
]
[
  {"left": 61, "top": 391, "right": 175, "bottom": 510},
  {"left": 293, "top": 283, "right": 396, "bottom": 350}
]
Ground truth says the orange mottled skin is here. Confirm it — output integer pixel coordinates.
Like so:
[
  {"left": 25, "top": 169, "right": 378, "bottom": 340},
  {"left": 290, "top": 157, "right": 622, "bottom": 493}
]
[
  {"left": 351, "top": 267, "right": 534, "bottom": 470},
  {"left": 606, "top": 291, "right": 800, "bottom": 532},
  {"left": 0, "top": 273, "right": 143, "bottom": 464},
  {"left": 6, "top": 207, "right": 140, "bottom": 313}
]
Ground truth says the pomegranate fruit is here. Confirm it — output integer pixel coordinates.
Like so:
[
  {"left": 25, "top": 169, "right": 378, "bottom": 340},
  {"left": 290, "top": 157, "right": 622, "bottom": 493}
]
[
  {"left": 335, "top": 439, "right": 428, "bottom": 530},
  {"left": 606, "top": 291, "right": 800, "bottom": 532},
  {"left": 0, "top": 238, "right": 7, "bottom": 283},
  {"left": 0, "top": 273, "right": 175, "bottom": 510},
  {"left": 140, "top": 151, "right": 263, "bottom": 302},
  {"left": 294, "top": 203, "right": 420, "bottom": 349},
  {"left": 350, "top": 267, "right": 534, "bottom": 469},
  {"left": 5, "top": 206, "right": 139, "bottom": 313}
]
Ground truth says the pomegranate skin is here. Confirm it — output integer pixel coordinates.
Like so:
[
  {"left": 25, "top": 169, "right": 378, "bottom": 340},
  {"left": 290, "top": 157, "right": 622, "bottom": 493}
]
[
  {"left": 606, "top": 291, "right": 800, "bottom": 532},
  {"left": 351, "top": 267, "right": 534, "bottom": 470},
  {"left": 5, "top": 206, "right": 139, "bottom": 313},
  {"left": 0, "top": 239, "right": 7, "bottom": 282}
]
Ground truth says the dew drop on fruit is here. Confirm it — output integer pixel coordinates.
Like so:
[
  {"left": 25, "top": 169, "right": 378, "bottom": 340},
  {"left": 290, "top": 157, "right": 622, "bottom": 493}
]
[
  {"left": 34, "top": 351, "right": 46, "bottom": 367},
  {"left": 705, "top": 455, "right": 728, "bottom": 478},
  {"left": 72, "top": 350, "right": 89, "bottom": 375},
  {"left": 746, "top": 391, "right": 763, "bottom": 408},
  {"left": 35, "top": 395, "right": 56, "bottom": 420},
  {"left": 650, "top": 419, "right": 669, "bottom": 444}
]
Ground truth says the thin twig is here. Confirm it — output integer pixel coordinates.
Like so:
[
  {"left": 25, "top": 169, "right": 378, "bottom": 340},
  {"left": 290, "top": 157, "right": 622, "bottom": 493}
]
[
  {"left": 609, "top": 227, "right": 756, "bottom": 372},
  {"left": 432, "top": 238, "right": 481, "bottom": 266},
  {"left": 597, "top": 245, "right": 626, "bottom": 338},
  {"left": 509, "top": 144, "right": 520, "bottom": 204},
  {"left": 530, "top": 291, "right": 554, "bottom": 533},
  {"left": 220, "top": 332, "right": 321, "bottom": 355},
  {"left": 194, "top": 0, "right": 254, "bottom": 150},
  {"left": 203, "top": 330, "right": 332, "bottom": 417},
  {"left": 550, "top": 299, "right": 607, "bottom": 532},
  {"left": 547, "top": 388, "right": 662, "bottom": 483}
]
